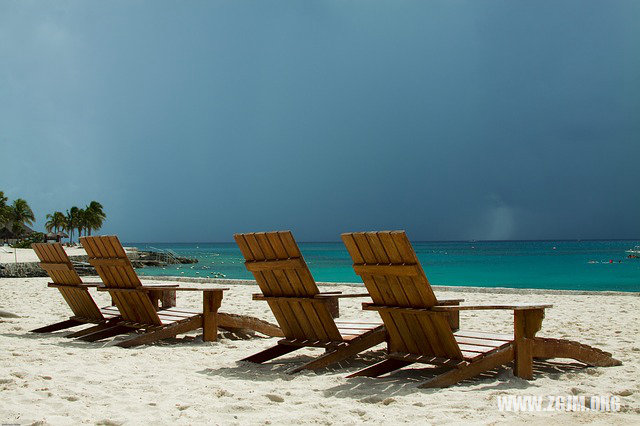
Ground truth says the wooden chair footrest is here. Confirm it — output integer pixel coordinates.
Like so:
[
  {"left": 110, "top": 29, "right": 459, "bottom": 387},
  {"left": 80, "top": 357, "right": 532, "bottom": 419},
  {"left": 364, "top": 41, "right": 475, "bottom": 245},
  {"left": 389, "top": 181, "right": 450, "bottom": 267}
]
[{"left": 532, "top": 337, "right": 621, "bottom": 366}]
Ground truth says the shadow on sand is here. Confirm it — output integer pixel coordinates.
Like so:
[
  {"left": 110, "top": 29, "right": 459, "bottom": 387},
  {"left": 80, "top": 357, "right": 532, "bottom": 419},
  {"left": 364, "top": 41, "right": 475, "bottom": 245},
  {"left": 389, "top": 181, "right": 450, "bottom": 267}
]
[
  {"left": 1, "top": 327, "right": 268, "bottom": 349},
  {"left": 197, "top": 350, "right": 592, "bottom": 399},
  {"left": 5, "top": 329, "right": 593, "bottom": 398}
]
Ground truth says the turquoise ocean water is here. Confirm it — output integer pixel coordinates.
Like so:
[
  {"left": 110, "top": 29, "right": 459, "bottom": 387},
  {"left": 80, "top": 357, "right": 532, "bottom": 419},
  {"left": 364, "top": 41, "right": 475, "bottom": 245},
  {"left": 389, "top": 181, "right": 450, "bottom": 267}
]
[{"left": 129, "top": 240, "right": 640, "bottom": 292}]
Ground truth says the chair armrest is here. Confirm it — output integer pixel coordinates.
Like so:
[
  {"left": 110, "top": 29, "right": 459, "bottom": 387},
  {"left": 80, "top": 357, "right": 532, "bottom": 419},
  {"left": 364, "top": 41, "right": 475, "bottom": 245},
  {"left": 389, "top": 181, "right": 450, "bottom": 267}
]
[
  {"left": 80, "top": 280, "right": 103, "bottom": 287},
  {"left": 430, "top": 303, "right": 552, "bottom": 311},
  {"left": 139, "top": 286, "right": 229, "bottom": 292},
  {"left": 252, "top": 291, "right": 369, "bottom": 300},
  {"left": 48, "top": 283, "right": 101, "bottom": 289},
  {"left": 140, "top": 283, "right": 179, "bottom": 288},
  {"left": 97, "top": 286, "right": 228, "bottom": 292},
  {"left": 252, "top": 292, "right": 365, "bottom": 300},
  {"left": 437, "top": 298, "right": 464, "bottom": 305},
  {"left": 314, "top": 292, "right": 371, "bottom": 299}
]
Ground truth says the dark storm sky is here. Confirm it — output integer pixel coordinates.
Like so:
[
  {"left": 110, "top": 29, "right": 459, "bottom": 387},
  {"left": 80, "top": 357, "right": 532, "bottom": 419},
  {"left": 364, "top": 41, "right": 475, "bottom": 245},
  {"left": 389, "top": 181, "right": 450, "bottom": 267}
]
[{"left": 1, "top": 1, "right": 639, "bottom": 242}]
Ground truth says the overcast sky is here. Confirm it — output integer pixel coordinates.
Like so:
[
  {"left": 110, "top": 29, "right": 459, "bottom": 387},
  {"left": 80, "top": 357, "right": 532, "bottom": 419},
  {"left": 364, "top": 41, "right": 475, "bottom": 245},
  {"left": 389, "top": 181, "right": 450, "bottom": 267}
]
[{"left": 1, "top": 1, "right": 638, "bottom": 242}]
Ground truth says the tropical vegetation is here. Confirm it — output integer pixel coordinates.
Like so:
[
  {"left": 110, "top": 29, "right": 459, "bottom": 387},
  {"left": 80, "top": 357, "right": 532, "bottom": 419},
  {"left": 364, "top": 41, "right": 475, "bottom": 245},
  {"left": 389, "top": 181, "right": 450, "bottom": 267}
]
[
  {"left": 0, "top": 191, "right": 9, "bottom": 225},
  {"left": 1, "top": 190, "right": 107, "bottom": 246},
  {"left": 0, "top": 191, "right": 36, "bottom": 240},
  {"left": 47, "top": 201, "right": 107, "bottom": 244}
]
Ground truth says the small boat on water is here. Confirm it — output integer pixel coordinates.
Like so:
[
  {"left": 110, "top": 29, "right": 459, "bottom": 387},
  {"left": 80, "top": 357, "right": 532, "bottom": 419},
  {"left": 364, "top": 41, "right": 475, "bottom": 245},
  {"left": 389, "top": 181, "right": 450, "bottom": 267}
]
[{"left": 626, "top": 246, "right": 640, "bottom": 258}]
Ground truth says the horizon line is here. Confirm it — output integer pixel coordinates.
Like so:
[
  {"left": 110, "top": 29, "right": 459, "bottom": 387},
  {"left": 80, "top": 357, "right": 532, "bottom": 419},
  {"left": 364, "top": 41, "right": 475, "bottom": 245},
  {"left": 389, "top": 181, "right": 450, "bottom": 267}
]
[{"left": 121, "top": 238, "right": 640, "bottom": 245}]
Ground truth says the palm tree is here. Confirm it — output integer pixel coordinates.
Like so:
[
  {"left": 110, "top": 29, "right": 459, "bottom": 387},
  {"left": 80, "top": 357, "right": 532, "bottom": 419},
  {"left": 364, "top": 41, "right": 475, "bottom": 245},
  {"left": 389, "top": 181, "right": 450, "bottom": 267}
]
[
  {"left": 10, "top": 198, "right": 35, "bottom": 239},
  {"left": 76, "top": 208, "right": 88, "bottom": 237},
  {"left": 66, "top": 206, "right": 79, "bottom": 244},
  {"left": 53, "top": 211, "right": 66, "bottom": 233},
  {"left": 45, "top": 214, "right": 55, "bottom": 232},
  {"left": 0, "top": 191, "right": 8, "bottom": 226},
  {"left": 45, "top": 211, "right": 67, "bottom": 233},
  {"left": 85, "top": 201, "right": 106, "bottom": 235}
]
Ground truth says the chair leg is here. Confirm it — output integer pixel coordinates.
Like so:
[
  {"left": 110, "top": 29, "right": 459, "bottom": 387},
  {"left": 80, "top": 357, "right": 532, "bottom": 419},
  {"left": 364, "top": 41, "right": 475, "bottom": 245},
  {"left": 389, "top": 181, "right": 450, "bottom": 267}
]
[
  {"left": 347, "top": 358, "right": 413, "bottom": 378},
  {"left": 31, "top": 319, "right": 83, "bottom": 333},
  {"left": 78, "top": 325, "right": 132, "bottom": 342},
  {"left": 217, "top": 312, "right": 283, "bottom": 338},
  {"left": 418, "top": 346, "right": 514, "bottom": 388},
  {"left": 514, "top": 338, "right": 534, "bottom": 379},
  {"left": 116, "top": 317, "right": 202, "bottom": 348},
  {"left": 203, "top": 291, "right": 223, "bottom": 342},
  {"left": 66, "top": 322, "right": 115, "bottom": 338},
  {"left": 241, "top": 344, "right": 301, "bottom": 364},
  {"left": 288, "top": 327, "right": 386, "bottom": 374},
  {"left": 532, "top": 338, "right": 622, "bottom": 367}
]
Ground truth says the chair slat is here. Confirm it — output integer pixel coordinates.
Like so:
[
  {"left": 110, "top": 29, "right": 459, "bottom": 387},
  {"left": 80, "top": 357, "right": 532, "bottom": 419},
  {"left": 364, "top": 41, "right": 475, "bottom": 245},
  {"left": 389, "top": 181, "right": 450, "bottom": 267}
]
[
  {"left": 352, "top": 264, "right": 419, "bottom": 277},
  {"left": 245, "top": 258, "right": 306, "bottom": 272},
  {"left": 81, "top": 236, "right": 161, "bottom": 326},
  {"left": 235, "top": 231, "right": 342, "bottom": 342},
  {"left": 33, "top": 243, "right": 103, "bottom": 321},
  {"left": 342, "top": 231, "right": 463, "bottom": 360}
]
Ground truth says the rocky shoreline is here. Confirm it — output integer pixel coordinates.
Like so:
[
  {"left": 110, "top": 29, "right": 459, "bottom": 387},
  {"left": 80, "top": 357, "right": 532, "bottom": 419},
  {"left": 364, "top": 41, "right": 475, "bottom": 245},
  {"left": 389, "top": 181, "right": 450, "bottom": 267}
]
[{"left": 0, "top": 249, "right": 197, "bottom": 278}]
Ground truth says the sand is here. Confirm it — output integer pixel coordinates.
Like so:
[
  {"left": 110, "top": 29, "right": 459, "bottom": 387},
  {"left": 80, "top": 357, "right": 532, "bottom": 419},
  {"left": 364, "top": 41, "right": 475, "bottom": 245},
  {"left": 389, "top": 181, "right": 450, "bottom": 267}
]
[
  {"left": 0, "top": 246, "right": 141, "bottom": 264},
  {"left": 0, "top": 246, "right": 90, "bottom": 264},
  {"left": 0, "top": 276, "right": 638, "bottom": 425}
]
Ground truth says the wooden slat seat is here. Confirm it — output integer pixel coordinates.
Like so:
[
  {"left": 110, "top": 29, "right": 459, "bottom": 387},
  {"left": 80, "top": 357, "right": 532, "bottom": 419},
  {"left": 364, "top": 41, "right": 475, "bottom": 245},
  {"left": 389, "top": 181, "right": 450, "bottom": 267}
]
[
  {"left": 458, "top": 338, "right": 512, "bottom": 361},
  {"left": 99, "top": 306, "right": 120, "bottom": 319},
  {"left": 235, "top": 231, "right": 386, "bottom": 373},
  {"left": 454, "top": 330, "right": 513, "bottom": 342},
  {"left": 337, "top": 321, "right": 383, "bottom": 340},
  {"left": 342, "top": 231, "right": 621, "bottom": 388}
]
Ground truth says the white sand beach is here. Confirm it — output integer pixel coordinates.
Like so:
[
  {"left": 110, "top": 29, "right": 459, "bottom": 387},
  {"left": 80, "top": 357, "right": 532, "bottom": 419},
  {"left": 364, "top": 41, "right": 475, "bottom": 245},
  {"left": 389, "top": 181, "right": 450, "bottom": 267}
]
[
  {"left": 0, "top": 246, "right": 89, "bottom": 264},
  {"left": 0, "top": 277, "right": 638, "bottom": 425},
  {"left": 0, "top": 246, "right": 140, "bottom": 264}
]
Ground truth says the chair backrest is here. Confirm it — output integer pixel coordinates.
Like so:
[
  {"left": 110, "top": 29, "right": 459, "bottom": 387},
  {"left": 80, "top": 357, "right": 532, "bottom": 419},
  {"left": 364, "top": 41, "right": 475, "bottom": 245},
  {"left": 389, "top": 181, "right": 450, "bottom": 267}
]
[
  {"left": 342, "top": 231, "right": 462, "bottom": 359},
  {"left": 80, "top": 235, "right": 161, "bottom": 326},
  {"left": 234, "top": 231, "right": 342, "bottom": 342},
  {"left": 33, "top": 242, "right": 103, "bottom": 321}
]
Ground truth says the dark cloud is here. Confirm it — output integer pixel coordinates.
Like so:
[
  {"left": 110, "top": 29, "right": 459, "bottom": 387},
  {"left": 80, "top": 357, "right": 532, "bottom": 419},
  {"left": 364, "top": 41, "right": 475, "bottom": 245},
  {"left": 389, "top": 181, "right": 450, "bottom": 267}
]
[{"left": 1, "top": 1, "right": 638, "bottom": 242}]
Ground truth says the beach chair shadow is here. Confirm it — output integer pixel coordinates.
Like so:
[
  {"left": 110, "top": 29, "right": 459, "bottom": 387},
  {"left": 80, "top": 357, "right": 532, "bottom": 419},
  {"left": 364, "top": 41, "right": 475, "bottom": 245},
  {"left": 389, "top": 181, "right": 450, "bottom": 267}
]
[
  {"left": 325, "top": 358, "right": 592, "bottom": 399},
  {"left": 197, "top": 346, "right": 390, "bottom": 382}
]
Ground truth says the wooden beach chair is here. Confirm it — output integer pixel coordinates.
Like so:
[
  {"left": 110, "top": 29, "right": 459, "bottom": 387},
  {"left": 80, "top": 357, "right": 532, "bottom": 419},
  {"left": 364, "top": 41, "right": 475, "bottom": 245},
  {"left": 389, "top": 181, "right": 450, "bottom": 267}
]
[
  {"left": 341, "top": 231, "right": 621, "bottom": 388},
  {"left": 79, "top": 235, "right": 281, "bottom": 347},
  {"left": 31, "top": 242, "right": 120, "bottom": 337},
  {"left": 234, "top": 231, "right": 387, "bottom": 373}
]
